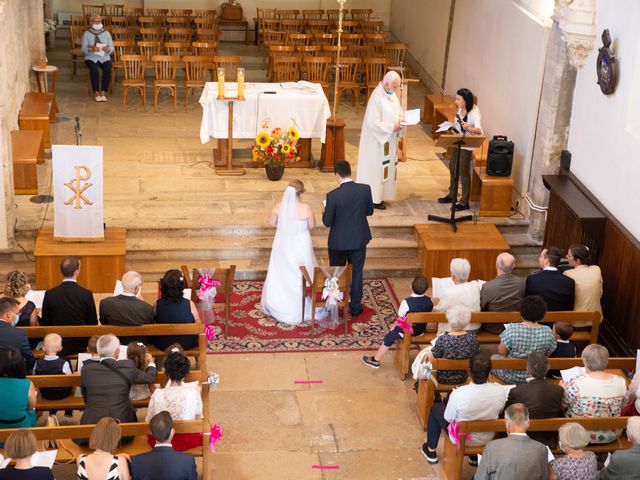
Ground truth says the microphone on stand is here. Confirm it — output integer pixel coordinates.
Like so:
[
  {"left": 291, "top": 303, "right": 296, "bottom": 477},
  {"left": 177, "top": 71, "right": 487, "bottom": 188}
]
[
  {"left": 75, "top": 116, "right": 82, "bottom": 145},
  {"left": 456, "top": 114, "right": 466, "bottom": 136}
]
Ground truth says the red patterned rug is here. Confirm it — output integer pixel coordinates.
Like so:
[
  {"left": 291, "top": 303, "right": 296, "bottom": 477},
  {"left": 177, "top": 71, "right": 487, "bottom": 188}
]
[{"left": 207, "top": 279, "right": 399, "bottom": 353}]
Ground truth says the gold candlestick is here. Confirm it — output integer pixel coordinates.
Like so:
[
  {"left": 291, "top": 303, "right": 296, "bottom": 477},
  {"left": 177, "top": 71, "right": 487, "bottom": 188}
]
[
  {"left": 237, "top": 67, "right": 245, "bottom": 99},
  {"left": 217, "top": 67, "right": 225, "bottom": 99},
  {"left": 332, "top": 0, "right": 347, "bottom": 119}
]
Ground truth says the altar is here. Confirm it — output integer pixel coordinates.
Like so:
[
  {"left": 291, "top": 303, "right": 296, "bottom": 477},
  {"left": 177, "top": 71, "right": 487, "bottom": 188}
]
[{"left": 199, "top": 81, "right": 331, "bottom": 168}]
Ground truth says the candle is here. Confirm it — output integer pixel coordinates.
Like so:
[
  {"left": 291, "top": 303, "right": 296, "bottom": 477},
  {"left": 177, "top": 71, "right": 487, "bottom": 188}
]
[
  {"left": 237, "top": 67, "right": 245, "bottom": 99},
  {"left": 217, "top": 68, "right": 225, "bottom": 99}
]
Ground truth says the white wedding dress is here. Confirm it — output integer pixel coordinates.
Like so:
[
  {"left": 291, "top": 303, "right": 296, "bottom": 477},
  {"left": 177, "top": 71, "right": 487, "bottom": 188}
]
[{"left": 261, "top": 186, "right": 318, "bottom": 325}]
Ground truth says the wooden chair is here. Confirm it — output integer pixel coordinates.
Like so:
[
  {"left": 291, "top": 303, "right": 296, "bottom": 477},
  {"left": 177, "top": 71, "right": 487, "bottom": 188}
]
[
  {"left": 363, "top": 57, "right": 388, "bottom": 100},
  {"left": 170, "top": 9, "right": 193, "bottom": 17},
  {"left": 82, "top": 4, "right": 103, "bottom": 16},
  {"left": 139, "top": 27, "right": 164, "bottom": 42},
  {"left": 151, "top": 55, "right": 179, "bottom": 112},
  {"left": 383, "top": 43, "right": 408, "bottom": 71},
  {"left": 358, "top": 20, "right": 385, "bottom": 34},
  {"left": 194, "top": 9, "right": 217, "bottom": 19},
  {"left": 183, "top": 56, "right": 210, "bottom": 112},
  {"left": 280, "top": 19, "right": 305, "bottom": 34},
  {"left": 287, "top": 33, "right": 312, "bottom": 47},
  {"left": 300, "top": 264, "right": 352, "bottom": 336},
  {"left": 69, "top": 25, "right": 85, "bottom": 80},
  {"left": 166, "top": 16, "right": 192, "bottom": 28},
  {"left": 138, "top": 16, "right": 165, "bottom": 28},
  {"left": 111, "top": 40, "right": 136, "bottom": 92},
  {"left": 341, "top": 33, "right": 364, "bottom": 47},
  {"left": 306, "top": 19, "right": 332, "bottom": 34},
  {"left": 192, "top": 41, "right": 217, "bottom": 58},
  {"left": 336, "top": 57, "right": 361, "bottom": 112},
  {"left": 121, "top": 54, "right": 147, "bottom": 111},
  {"left": 260, "top": 19, "right": 280, "bottom": 60},
  {"left": 325, "top": 9, "right": 344, "bottom": 21},
  {"left": 103, "top": 4, "right": 124, "bottom": 16},
  {"left": 137, "top": 40, "right": 163, "bottom": 70},
  {"left": 145, "top": 8, "right": 168, "bottom": 16},
  {"left": 122, "top": 7, "right": 144, "bottom": 17},
  {"left": 302, "top": 9, "right": 325, "bottom": 21},
  {"left": 196, "top": 28, "right": 219, "bottom": 43},
  {"left": 351, "top": 8, "right": 373, "bottom": 21},
  {"left": 70, "top": 15, "right": 87, "bottom": 26},
  {"left": 256, "top": 9, "right": 277, "bottom": 52},
  {"left": 268, "top": 45, "right": 295, "bottom": 80},
  {"left": 213, "top": 56, "right": 240, "bottom": 82},
  {"left": 194, "top": 18, "right": 217, "bottom": 29},
  {"left": 303, "top": 56, "right": 331, "bottom": 95},
  {"left": 365, "top": 32, "right": 388, "bottom": 54},
  {"left": 273, "top": 56, "right": 300, "bottom": 82},
  {"left": 110, "top": 26, "right": 136, "bottom": 41},
  {"left": 181, "top": 265, "right": 236, "bottom": 338},
  {"left": 276, "top": 9, "right": 300, "bottom": 19},
  {"left": 164, "top": 41, "right": 191, "bottom": 69},
  {"left": 110, "top": 15, "right": 128, "bottom": 28},
  {"left": 314, "top": 32, "right": 337, "bottom": 45},
  {"left": 168, "top": 27, "right": 194, "bottom": 42},
  {"left": 297, "top": 45, "right": 322, "bottom": 60},
  {"left": 336, "top": 20, "right": 358, "bottom": 33}
]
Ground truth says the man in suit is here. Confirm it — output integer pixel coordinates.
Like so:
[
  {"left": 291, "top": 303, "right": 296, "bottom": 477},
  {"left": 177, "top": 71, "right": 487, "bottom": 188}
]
[
  {"left": 525, "top": 247, "right": 575, "bottom": 311},
  {"left": 504, "top": 352, "right": 564, "bottom": 447},
  {"left": 41, "top": 256, "right": 98, "bottom": 356},
  {"left": 600, "top": 416, "right": 640, "bottom": 480},
  {"left": 480, "top": 252, "right": 525, "bottom": 334},
  {"left": 475, "top": 403, "right": 549, "bottom": 480},
  {"left": 322, "top": 160, "right": 374, "bottom": 317},
  {"left": 80, "top": 334, "right": 157, "bottom": 425},
  {"left": 0, "top": 297, "right": 35, "bottom": 370},
  {"left": 131, "top": 411, "right": 198, "bottom": 480}
]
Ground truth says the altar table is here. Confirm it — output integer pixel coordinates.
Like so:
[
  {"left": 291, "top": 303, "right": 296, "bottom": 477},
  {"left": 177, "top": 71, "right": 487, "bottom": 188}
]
[{"left": 199, "top": 81, "right": 331, "bottom": 167}]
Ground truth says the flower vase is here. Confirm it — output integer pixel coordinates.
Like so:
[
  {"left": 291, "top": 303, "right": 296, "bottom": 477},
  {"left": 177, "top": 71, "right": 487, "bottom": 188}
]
[{"left": 265, "top": 165, "right": 285, "bottom": 181}]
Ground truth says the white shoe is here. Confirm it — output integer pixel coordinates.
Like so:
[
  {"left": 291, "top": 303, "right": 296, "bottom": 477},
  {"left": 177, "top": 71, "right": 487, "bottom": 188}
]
[
  {"left": 94, "top": 95, "right": 101, "bottom": 102},
  {"left": 100, "top": 95, "right": 107, "bottom": 102}
]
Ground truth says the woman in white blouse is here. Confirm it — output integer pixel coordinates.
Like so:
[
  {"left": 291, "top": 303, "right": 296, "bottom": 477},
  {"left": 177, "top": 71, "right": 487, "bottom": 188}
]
[{"left": 437, "top": 88, "right": 483, "bottom": 211}]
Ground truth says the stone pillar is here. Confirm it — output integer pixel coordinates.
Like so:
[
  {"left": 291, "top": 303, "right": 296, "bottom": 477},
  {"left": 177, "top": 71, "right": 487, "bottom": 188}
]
[{"left": 526, "top": 0, "right": 596, "bottom": 241}]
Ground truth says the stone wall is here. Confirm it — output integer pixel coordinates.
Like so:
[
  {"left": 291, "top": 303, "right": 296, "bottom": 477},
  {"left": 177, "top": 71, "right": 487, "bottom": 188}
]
[{"left": 0, "top": 0, "right": 45, "bottom": 250}]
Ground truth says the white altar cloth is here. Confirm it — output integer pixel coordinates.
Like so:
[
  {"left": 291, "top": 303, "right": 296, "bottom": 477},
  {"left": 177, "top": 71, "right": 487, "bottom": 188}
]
[{"left": 199, "top": 81, "right": 331, "bottom": 144}]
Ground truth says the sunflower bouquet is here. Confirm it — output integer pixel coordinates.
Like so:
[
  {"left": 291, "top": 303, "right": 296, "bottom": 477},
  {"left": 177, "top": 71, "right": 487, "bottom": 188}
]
[{"left": 251, "top": 126, "right": 300, "bottom": 167}]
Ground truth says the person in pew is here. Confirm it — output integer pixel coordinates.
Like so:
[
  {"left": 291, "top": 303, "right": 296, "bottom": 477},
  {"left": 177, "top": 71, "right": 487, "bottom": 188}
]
[
  {"left": 81, "top": 13, "right": 115, "bottom": 103},
  {"left": 152, "top": 270, "right": 201, "bottom": 352},
  {"left": 32, "top": 333, "right": 73, "bottom": 417},
  {"left": 77, "top": 417, "right": 131, "bottom": 480},
  {"left": 504, "top": 353, "right": 564, "bottom": 447},
  {"left": 0, "top": 297, "right": 35, "bottom": 371},
  {"left": 41, "top": 256, "right": 98, "bottom": 357},
  {"left": 434, "top": 258, "right": 481, "bottom": 334},
  {"left": 132, "top": 411, "right": 198, "bottom": 480},
  {"left": 0, "top": 347, "right": 37, "bottom": 434},
  {"left": 362, "top": 276, "right": 433, "bottom": 369},
  {"left": 549, "top": 322, "right": 577, "bottom": 379},
  {"left": 563, "top": 344, "right": 627, "bottom": 444},
  {"left": 492, "top": 295, "right": 556, "bottom": 384},
  {"left": 422, "top": 352, "right": 507, "bottom": 465},
  {"left": 127, "top": 341, "right": 153, "bottom": 401},
  {"left": 548, "top": 422, "right": 598, "bottom": 480},
  {"left": 598, "top": 416, "right": 640, "bottom": 480},
  {"left": 80, "top": 334, "right": 157, "bottom": 426},
  {"left": 564, "top": 244, "right": 603, "bottom": 328},
  {"left": 1, "top": 271, "right": 39, "bottom": 327},
  {"left": 145, "top": 352, "right": 202, "bottom": 451},
  {"left": 526, "top": 247, "right": 575, "bottom": 311},
  {"left": 0, "top": 430, "right": 54, "bottom": 480},
  {"left": 474, "top": 403, "right": 549, "bottom": 480},
  {"left": 480, "top": 253, "right": 525, "bottom": 335}
]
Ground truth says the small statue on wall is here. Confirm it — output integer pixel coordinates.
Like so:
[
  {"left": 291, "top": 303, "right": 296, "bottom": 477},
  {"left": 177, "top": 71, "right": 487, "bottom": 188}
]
[{"left": 596, "top": 29, "right": 617, "bottom": 95}]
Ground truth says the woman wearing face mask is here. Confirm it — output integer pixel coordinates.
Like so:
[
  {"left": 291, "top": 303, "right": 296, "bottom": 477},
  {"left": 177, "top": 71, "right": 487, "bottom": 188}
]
[
  {"left": 0, "top": 347, "right": 37, "bottom": 437},
  {"left": 437, "top": 88, "right": 483, "bottom": 211},
  {"left": 80, "top": 14, "right": 114, "bottom": 102}
]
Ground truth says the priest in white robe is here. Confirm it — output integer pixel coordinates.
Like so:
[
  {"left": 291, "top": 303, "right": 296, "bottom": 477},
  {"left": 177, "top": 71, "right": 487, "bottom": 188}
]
[{"left": 356, "top": 71, "right": 404, "bottom": 210}]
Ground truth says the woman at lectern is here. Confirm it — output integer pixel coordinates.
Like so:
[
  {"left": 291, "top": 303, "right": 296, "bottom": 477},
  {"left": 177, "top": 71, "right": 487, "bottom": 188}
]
[{"left": 437, "top": 88, "right": 483, "bottom": 211}]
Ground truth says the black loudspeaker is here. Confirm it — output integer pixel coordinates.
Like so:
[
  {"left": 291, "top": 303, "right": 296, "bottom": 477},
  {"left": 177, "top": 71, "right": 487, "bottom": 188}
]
[
  {"left": 486, "top": 135, "right": 514, "bottom": 176},
  {"left": 560, "top": 150, "right": 572, "bottom": 171}
]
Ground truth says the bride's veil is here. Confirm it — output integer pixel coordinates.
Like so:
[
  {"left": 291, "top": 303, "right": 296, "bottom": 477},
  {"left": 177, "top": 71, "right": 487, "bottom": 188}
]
[{"left": 273, "top": 186, "right": 298, "bottom": 246}]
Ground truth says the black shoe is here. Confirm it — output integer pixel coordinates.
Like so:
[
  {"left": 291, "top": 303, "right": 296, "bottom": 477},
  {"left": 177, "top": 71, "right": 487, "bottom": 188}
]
[
  {"left": 421, "top": 443, "right": 438, "bottom": 464},
  {"left": 455, "top": 203, "right": 470, "bottom": 211},
  {"left": 350, "top": 307, "right": 363, "bottom": 318},
  {"left": 373, "top": 202, "right": 386, "bottom": 210},
  {"left": 437, "top": 195, "right": 453, "bottom": 204},
  {"left": 362, "top": 356, "right": 380, "bottom": 369},
  {"left": 468, "top": 454, "right": 478, "bottom": 467}
]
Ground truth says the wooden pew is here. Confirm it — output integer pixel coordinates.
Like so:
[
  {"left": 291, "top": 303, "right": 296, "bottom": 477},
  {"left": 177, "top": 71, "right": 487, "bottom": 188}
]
[
  {"left": 18, "top": 92, "right": 55, "bottom": 148},
  {"left": 415, "top": 356, "right": 635, "bottom": 431},
  {"left": 442, "top": 416, "right": 631, "bottom": 480},
  {"left": 11, "top": 130, "right": 44, "bottom": 195},
  {"left": 394, "top": 310, "right": 601, "bottom": 380}
]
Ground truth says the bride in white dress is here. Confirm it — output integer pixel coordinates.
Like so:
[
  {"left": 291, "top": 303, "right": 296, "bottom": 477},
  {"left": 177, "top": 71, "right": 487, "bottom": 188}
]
[{"left": 261, "top": 180, "right": 318, "bottom": 326}]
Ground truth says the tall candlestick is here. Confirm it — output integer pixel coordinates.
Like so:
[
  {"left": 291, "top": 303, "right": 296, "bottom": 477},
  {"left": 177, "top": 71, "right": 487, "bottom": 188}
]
[
  {"left": 237, "top": 67, "right": 245, "bottom": 99},
  {"left": 332, "top": 0, "right": 347, "bottom": 119},
  {"left": 217, "top": 67, "right": 225, "bottom": 99}
]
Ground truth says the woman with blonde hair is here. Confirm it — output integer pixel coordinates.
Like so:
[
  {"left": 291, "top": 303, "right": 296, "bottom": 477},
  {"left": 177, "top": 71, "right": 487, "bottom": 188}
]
[
  {"left": 1, "top": 271, "right": 38, "bottom": 326},
  {"left": 549, "top": 422, "right": 597, "bottom": 479},
  {"left": 77, "top": 417, "right": 130, "bottom": 480},
  {"left": 261, "top": 179, "right": 318, "bottom": 325},
  {"left": 0, "top": 430, "right": 54, "bottom": 479}
]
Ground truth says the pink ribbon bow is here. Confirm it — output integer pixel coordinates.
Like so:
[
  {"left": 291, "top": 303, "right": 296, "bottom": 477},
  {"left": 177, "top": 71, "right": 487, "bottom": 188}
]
[
  {"left": 204, "top": 324, "right": 216, "bottom": 342},
  {"left": 209, "top": 423, "right": 223, "bottom": 453},
  {"left": 396, "top": 316, "right": 414, "bottom": 335},
  {"left": 447, "top": 421, "right": 471, "bottom": 450},
  {"left": 198, "top": 274, "right": 221, "bottom": 295}
]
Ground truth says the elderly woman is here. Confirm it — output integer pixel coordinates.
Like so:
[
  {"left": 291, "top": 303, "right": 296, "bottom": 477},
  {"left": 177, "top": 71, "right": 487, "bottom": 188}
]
[
  {"left": 0, "top": 347, "right": 37, "bottom": 433},
  {"left": 1, "top": 271, "right": 38, "bottom": 327},
  {"left": 434, "top": 258, "right": 481, "bottom": 333},
  {"left": 428, "top": 305, "right": 479, "bottom": 384},
  {"left": 0, "top": 431, "right": 54, "bottom": 479},
  {"left": 563, "top": 344, "right": 627, "bottom": 444},
  {"left": 77, "top": 417, "right": 130, "bottom": 480},
  {"left": 80, "top": 13, "right": 114, "bottom": 102},
  {"left": 153, "top": 269, "right": 201, "bottom": 351},
  {"left": 599, "top": 417, "right": 640, "bottom": 479},
  {"left": 492, "top": 295, "right": 556, "bottom": 384},
  {"left": 548, "top": 422, "right": 597, "bottom": 480},
  {"left": 564, "top": 244, "right": 603, "bottom": 327}
]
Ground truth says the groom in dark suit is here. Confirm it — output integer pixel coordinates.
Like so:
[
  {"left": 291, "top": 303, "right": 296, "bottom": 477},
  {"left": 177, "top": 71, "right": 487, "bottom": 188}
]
[{"left": 322, "top": 160, "right": 374, "bottom": 317}]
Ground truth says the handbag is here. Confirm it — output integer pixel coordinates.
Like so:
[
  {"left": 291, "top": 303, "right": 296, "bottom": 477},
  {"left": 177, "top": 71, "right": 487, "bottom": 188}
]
[
  {"left": 38, "top": 414, "right": 77, "bottom": 464},
  {"left": 411, "top": 347, "right": 438, "bottom": 387}
]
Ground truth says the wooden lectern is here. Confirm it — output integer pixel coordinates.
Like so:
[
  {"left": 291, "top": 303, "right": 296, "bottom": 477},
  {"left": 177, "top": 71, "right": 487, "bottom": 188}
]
[
  {"left": 429, "top": 133, "right": 486, "bottom": 232},
  {"left": 320, "top": 117, "right": 345, "bottom": 172}
]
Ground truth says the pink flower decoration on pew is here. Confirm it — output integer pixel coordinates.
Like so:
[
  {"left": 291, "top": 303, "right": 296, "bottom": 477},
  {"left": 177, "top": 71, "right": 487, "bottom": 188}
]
[
  {"left": 447, "top": 421, "right": 471, "bottom": 450},
  {"left": 198, "top": 274, "right": 221, "bottom": 296},
  {"left": 396, "top": 316, "right": 414, "bottom": 334},
  {"left": 204, "top": 324, "right": 216, "bottom": 342},
  {"left": 209, "top": 423, "right": 223, "bottom": 453}
]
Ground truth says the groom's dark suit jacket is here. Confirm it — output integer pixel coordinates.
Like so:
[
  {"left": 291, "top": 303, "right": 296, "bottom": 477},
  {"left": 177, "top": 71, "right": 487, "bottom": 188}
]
[{"left": 322, "top": 180, "right": 373, "bottom": 251}]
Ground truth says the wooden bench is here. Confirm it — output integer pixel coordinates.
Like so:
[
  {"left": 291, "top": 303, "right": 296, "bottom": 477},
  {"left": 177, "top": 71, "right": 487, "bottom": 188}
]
[
  {"left": 395, "top": 310, "right": 601, "bottom": 380},
  {"left": 423, "top": 94, "right": 455, "bottom": 125},
  {"left": 11, "top": 130, "right": 44, "bottom": 195},
  {"left": 442, "top": 416, "right": 631, "bottom": 480},
  {"left": 22, "top": 324, "right": 207, "bottom": 367},
  {"left": 416, "top": 356, "right": 635, "bottom": 431},
  {"left": 18, "top": 92, "right": 55, "bottom": 148},
  {"left": 470, "top": 166, "right": 514, "bottom": 217}
]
